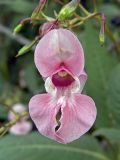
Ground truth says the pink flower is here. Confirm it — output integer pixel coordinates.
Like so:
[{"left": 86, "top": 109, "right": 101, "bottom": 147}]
[
  {"left": 8, "top": 104, "right": 32, "bottom": 135},
  {"left": 29, "top": 29, "right": 96, "bottom": 144}
]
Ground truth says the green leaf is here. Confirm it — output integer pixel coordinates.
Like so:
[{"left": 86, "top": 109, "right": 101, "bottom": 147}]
[
  {"left": 78, "top": 21, "right": 118, "bottom": 127},
  {"left": 107, "top": 63, "right": 120, "bottom": 126},
  {"left": 0, "top": 0, "right": 36, "bottom": 14},
  {"left": 93, "top": 128, "right": 120, "bottom": 160},
  {"left": 93, "top": 128, "right": 120, "bottom": 144},
  {"left": 24, "top": 64, "right": 44, "bottom": 93},
  {"left": 0, "top": 104, "right": 8, "bottom": 120},
  {"left": 98, "top": 4, "right": 120, "bottom": 24},
  {"left": 99, "top": 4, "right": 120, "bottom": 17},
  {"left": 0, "top": 132, "right": 110, "bottom": 160}
]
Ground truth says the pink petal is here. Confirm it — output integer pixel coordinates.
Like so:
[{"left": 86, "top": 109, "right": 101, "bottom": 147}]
[
  {"left": 9, "top": 121, "right": 32, "bottom": 135},
  {"left": 29, "top": 93, "right": 96, "bottom": 144},
  {"left": 35, "top": 29, "right": 84, "bottom": 77},
  {"left": 57, "top": 94, "right": 96, "bottom": 143},
  {"left": 29, "top": 94, "right": 64, "bottom": 143},
  {"left": 79, "top": 70, "right": 87, "bottom": 93}
]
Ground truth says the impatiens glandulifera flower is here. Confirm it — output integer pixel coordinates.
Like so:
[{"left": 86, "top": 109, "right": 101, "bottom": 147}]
[
  {"left": 29, "top": 29, "right": 96, "bottom": 144},
  {"left": 8, "top": 104, "right": 32, "bottom": 135}
]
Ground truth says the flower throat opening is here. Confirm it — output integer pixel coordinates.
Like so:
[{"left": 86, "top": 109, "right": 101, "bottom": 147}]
[{"left": 52, "top": 70, "right": 74, "bottom": 87}]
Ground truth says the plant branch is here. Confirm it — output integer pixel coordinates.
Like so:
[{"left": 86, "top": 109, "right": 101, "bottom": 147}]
[
  {"left": 79, "top": 4, "right": 90, "bottom": 16},
  {"left": 0, "top": 111, "right": 29, "bottom": 135},
  {"left": 93, "top": 0, "right": 97, "bottom": 12},
  {"left": 0, "top": 102, "right": 17, "bottom": 115},
  {"left": 106, "top": 26, "right": 120, "bottom": 54}
]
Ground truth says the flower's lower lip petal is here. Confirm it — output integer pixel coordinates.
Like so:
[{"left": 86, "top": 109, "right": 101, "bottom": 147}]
[
  {"left": 29, "top": 93, "right": 96, "bottom": 144},
  {"left": 56, "top": 94, "right": 97, "bottom": 144},
  {"left": 29, "top": 93, "right": 64, "bottom": 143}
]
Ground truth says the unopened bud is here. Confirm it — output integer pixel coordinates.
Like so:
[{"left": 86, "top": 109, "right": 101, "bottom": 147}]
[
  {"left": 99, "top": 13, "right": 106, "bottom": 45},
  {"left": 40, "top": 21, "right": 59, "bottom": 36},
  {"left": 16, "top": 41, "right": 36, "bottom": 57},
  {"left": 13, "top": 24, "right": 23, "bottom": 34},
  {"left": 99, "top": 32, "right": 105, "bottom": 45},
  {"left": 58, "top": 0, "right": 80, "bottom": 21}
]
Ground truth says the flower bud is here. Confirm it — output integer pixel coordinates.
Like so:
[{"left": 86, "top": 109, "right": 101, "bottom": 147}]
[
  {"left": 13, "top": 24, "right": 23, "bottom": 34},
  {"left": 99, "top": 13, "right": 105, "bottom": 45},
  {"left": 58, "top": 0, "right": 80, "bottom": 21},
  {"left": 16, "top": 45, "right": 32, "bottom": 57},
  {"left": 16, "top": 40, "right": 37, "bottom": 57},
  {"left": 99, "top": 32, "right": 105, "bottom": 45},
  {"left": 40, "top": 21, "right": 59, "bottom": 36}
]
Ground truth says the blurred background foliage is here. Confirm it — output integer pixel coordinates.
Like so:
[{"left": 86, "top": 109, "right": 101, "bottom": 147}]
[{"left": 0, "top": 0, "right": 120, "bottom": 160}]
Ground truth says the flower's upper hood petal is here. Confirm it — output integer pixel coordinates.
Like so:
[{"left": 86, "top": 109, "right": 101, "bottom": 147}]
[{"left": 35, "top": 29, "right": 84, "bottom": 77}]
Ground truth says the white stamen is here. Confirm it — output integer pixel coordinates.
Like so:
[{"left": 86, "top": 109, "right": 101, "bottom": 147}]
[
  {"left": 45, "top": 77, "right": 57, "bottom": 95},
  {"left": 57, "top": 96, "right": 65, "bottom": 105},
  {"left": 58, "top": 71, "right": 68, "bottom": 77}
]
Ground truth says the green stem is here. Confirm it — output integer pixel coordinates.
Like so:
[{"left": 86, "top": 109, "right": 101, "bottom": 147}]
[
  {"left": 79, "top": 4, "right": 90, "bottom": 16},
  {"left": 41, "top": 12, "right": 55, "bottom": 21},
  {"left": 69, "top": 17, "right": 79, "bottom": 25},
  {"left": 70, "top": 13, "right": 95, "bottom": 28},
  {"left": 71, "top": 9, "right": 120, "bottom": 55},
  {"left": 0, "top": 111, "right": 29, "bottom": 135},
  {"left": 93, "top": 0, "right": 97, "bottom": 12},
  {"left": 0, "top": 102, "right": 18, "bottom": 115},
  {"left": 106, "top": 26, "right": 120, "bottom": 55}
]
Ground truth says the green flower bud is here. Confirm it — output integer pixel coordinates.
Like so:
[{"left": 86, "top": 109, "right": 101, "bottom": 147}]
[
  {"left": 99, "top": 13, "right": 105, "bottom": 45},
  {"left": 58, "top": 0, "right": 79, "bottom": 21},
  {"left": 13, "top": 24, "right": 23, "bottom": 34},
  {"left": 16, "top": 41, "right": 36, "bottom": 57},
  {"left": 99, "top": 33, "right": 105, "bottom": 45}
]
